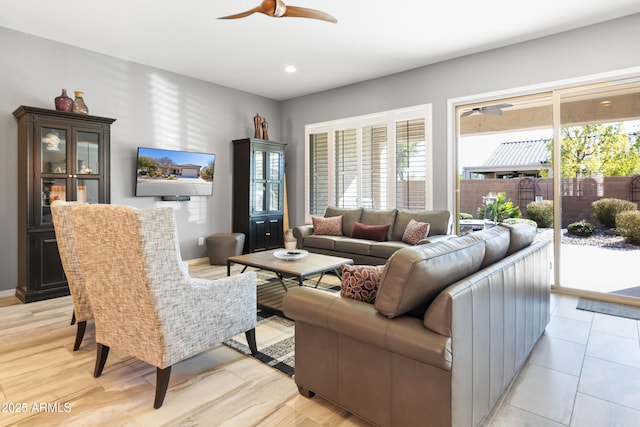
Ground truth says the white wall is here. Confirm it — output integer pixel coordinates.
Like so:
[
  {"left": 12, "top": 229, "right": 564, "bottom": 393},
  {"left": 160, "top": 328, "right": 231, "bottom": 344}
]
[
  {"left": 280, "top": 14, "right": 640, "bottom": 227},
  {"left": 0, "top": 27, "right": 280, "bottom": 293}
]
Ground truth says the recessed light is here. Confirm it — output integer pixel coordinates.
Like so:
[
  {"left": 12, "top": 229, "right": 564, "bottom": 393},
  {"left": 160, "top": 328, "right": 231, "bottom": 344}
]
[
  {"left": 600, "top": 100, "right": 612, "bottom": 107},
  {"left": 284, "top": 65, "right": 297, "bottom": 73}
]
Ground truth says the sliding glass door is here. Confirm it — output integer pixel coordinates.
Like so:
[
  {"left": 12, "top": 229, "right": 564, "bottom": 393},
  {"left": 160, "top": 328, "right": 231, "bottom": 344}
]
[
  {"left": 555, "top": 81, "right": 640, "bottom": 300},
  {"left": 456, "top": 77, "right": 640, "bottom": 303}
]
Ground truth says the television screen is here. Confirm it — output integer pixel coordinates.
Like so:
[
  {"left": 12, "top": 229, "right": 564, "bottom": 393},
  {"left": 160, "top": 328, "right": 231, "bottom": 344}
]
[{"left": 135, "top": 147, "right": 216, "bottom": 197}]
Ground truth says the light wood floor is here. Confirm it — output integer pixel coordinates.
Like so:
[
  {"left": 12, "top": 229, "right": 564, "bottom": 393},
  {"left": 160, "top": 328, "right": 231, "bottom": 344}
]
[{"left": 0, "top": 259, "right": 371, "bottom": 426}]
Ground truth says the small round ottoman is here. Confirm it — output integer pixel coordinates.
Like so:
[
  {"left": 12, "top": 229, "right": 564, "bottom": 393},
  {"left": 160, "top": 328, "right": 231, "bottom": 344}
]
[{"left": 206, "top": 233, "right": 245, "bottom": 265}]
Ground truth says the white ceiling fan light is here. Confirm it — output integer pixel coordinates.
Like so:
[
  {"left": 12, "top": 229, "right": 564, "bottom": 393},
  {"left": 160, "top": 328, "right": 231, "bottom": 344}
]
[{"left": 461, "top": 103, "right": 514, "bottom": 118}]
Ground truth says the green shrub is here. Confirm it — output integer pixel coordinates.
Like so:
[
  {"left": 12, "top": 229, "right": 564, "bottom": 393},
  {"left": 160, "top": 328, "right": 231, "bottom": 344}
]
[
  {"left": 592, "top": 198, "right": 637, "bottom": 228},
  {"left": 616, "top": 210, "right": 640, "bottom": 245},
  {"left": 567, "top": 220, "right": 595, "bottom": 237},
  {"left": 503, "top": 218, "right": 538, "bottom": 227},
  {"left": 526, "top": 200, "right": 553, "bottom": 228},
  {"left": 477, "top": 192, "right": 522, "bottom": 222},
  {"left": 459, "top": 212, "right": 473, "bottom": 220}
]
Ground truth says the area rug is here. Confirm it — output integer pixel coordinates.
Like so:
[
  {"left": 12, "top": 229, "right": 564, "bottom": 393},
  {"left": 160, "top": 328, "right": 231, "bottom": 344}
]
[
  {"left": 225, "top": 274, "right": 342, "bottom": 377},
  {"left": 576, "top": 298, "right": 640, "bottom": 320},
  {"left": 224, "top": 310, "right": 296, "bottom": 376},
  {"left": 255, "top": 272, "right": 341, "bottom": 316}
]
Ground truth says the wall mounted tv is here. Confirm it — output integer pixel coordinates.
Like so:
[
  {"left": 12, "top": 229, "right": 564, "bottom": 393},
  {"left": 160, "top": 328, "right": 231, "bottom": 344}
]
[{"left": 135, "top": 147, "right": 215, "bottom": 200}]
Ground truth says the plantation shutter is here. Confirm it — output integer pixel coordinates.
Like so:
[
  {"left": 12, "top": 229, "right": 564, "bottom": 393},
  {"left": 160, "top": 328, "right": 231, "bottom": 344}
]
[
  {"left": 308, "top": 132, "right": 329, "bottom": 215},
  {"left": 334, "top": 129, "right": 358, "bottom": 208},
  {"left": 361, "top": 124, "right": 388, "bottom": 209},
  {"left": 396, "top": 118, "right": 427, "bottom": 209}
]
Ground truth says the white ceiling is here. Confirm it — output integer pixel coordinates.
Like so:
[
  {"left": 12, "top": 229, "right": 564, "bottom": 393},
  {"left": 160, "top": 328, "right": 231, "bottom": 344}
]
[{"left": 2, "top": 0, "right": 640, "bottom": 101}]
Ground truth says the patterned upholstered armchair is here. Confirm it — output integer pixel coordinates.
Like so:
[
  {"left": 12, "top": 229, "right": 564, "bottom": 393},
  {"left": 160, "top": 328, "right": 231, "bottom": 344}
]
[
  {"left": 69, "top": 204, "right": 257, "bottom": 409},
  {"left": 51, "top": 201, "right": 92, "bottom": 351}
]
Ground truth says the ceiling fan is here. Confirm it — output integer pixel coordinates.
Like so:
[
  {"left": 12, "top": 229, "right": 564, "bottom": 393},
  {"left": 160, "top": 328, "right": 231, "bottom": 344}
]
[
  {"left": 461, "top": 103, "right": 513, "bottom": 118},
  {"left": 218, "top": 0, "right": 337, "bottom": 23}
]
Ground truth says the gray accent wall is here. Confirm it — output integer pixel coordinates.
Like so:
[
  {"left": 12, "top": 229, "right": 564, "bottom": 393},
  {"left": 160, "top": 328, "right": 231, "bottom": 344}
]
[
  {"left": 0, "top": 27, "right": 280, "bottom": 293},
  {"left": 1, "top": 14, "right": 639, "bottom": 294}
]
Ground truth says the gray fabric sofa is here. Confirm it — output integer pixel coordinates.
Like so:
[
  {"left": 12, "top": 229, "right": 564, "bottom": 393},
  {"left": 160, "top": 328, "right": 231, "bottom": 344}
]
[
  {"left": 293, "top": 207, "right": 454, "bottom": 265},
  {"left": 283, "top": 223, "right": 551, "bottom": 427}
]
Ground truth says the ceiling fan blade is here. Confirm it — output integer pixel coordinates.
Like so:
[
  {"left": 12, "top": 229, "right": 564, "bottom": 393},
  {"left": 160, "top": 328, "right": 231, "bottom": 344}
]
[
  {"left": 490, "top": 103, "right": 513, "bottom": 109},
  {"left": 217, "top": 6, "right": 262, "bottom": 19},
  {"left": 283, "top": 6, "right": 337, "bottom": 23}
]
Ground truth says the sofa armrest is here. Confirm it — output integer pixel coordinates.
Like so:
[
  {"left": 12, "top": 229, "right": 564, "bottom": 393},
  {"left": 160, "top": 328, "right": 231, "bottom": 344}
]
[
  {"left": 418, "top": 233, "right": 456, "bottom": 245},
  {"left": 293, "top": 225, "right": 314, "bottom": 248},
  {"left": 283, "top": 287, "right": 451, "bottom": 370}
]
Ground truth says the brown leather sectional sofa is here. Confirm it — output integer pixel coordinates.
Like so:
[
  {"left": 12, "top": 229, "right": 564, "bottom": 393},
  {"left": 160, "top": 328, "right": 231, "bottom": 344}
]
[
  {"left": 283, "top": 223, "right": 551, "bottom": 427},
  {"left": 293, "top": 207, "right": 455, "bottom": 265}
]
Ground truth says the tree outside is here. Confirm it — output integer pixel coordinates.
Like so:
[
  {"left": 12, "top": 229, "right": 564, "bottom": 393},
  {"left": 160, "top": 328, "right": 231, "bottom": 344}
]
[{"left": 548, "top": 123, "right": 640, "bottom": 178}]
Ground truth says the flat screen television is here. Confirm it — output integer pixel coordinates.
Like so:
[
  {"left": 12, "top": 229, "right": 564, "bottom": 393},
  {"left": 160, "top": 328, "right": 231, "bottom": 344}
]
[{"left": 135, "top": 147, "right": 215, "bottom": 198}]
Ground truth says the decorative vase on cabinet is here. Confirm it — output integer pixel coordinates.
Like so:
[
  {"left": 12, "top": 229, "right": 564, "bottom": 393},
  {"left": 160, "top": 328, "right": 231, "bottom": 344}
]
[
  {"left": 54, "top": 89, "right": 74, "bottom": 112},
  {"left": 13, "top": 106, "right": 116, "bottom": 303},
  {"left": 232, "top": 138, "right": 286, "bottom": 253}
]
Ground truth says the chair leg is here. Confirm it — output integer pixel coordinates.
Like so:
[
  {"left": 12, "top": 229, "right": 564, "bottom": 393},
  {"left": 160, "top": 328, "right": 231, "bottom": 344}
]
[
  {"left": 154, "top": 366, "right": 172, "bottom": 409},
  {"left": 70, "top": 310, "right": 76, "bottom": 325},
  {"left": 94, "top": 343, "right": 110, "bottom": 377},
  {"left": 73, "top": 321, "right": 87, "bottom": 351},
  {"left": 245, "top": 328, "right": 257, "bottom": 355}
]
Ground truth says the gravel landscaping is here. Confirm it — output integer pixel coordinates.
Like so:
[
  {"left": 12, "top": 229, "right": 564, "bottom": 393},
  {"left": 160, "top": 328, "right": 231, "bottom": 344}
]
[{"left": 536, "top": 228, "right": 639, "bottom": 251}]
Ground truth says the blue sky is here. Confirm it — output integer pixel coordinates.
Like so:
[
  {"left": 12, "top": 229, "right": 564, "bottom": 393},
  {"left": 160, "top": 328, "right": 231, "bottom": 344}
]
[{"left": 138, "top": 147, "right": 215, "bottom": 167}]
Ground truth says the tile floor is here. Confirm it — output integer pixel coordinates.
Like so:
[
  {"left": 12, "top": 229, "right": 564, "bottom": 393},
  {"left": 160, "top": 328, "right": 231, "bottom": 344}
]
[{"left": 487, "top": 293, "right": 640, "bottom": 427}]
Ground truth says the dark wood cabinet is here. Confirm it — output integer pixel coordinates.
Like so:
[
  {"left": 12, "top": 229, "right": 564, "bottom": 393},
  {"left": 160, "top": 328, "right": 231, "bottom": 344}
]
[
  {"left": 232, "top": 138, "right": 286, "bottom": 253},
  {"left": 14, "top": 106, "right": 116, "bottom": 302}
]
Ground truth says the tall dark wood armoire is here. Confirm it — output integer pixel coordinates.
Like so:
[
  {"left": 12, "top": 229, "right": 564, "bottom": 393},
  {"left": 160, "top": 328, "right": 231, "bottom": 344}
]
[
  {"left": 232, "top": 138, "right": 286, "bottom": 253},
  {"left": 14, "top": 106, "right": 116, "bottom": 302}
]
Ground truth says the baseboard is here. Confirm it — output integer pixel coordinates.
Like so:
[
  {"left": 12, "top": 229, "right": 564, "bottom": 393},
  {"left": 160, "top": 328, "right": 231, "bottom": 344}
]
[{"left": 0, "top": 289, "right": 16, "bottom": 298}]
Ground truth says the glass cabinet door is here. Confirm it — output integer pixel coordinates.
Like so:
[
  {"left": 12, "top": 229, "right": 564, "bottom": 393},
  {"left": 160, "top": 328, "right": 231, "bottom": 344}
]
[
  {"left": 76, "top": 132, "right": 99, "bottom": 175},
  {"left": 268, "top": 151, "right": 280, "bottom": 180},
  {"left": 76, "top": 179, "right": 99, "bottom": 204},
  {"left": 41, "top": 128, "right": 67, "bottom": 174},
  {"left": 267, "top": 150, "right": 282, "bottom": 212},
  {"left": 254, "top": 149, "right": 265, "bottom": 180},
  {"left": 41, "top": 178, "right": 67, "bottom": 225},
  {"left": 268, "top": 182, "right": 280, "bottom": 211},
  {"left": 254, "top": 182, "right": 265, "bottom": 213}
]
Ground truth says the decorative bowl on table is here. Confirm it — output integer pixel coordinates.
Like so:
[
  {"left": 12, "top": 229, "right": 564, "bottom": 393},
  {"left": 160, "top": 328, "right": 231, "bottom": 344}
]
[{"left": 273, "top": 249, "right": 309, "bottom": 261}]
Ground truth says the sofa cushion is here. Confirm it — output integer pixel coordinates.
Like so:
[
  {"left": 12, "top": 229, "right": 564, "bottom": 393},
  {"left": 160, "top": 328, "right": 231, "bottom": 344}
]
[
  {"left": 351, "top": 221, "right": 390, "bottom": 242},
  {"left": 374, "top": 235, "right": 486, "bottom": 318},
  {"left": 370, "top": 241, "right": 411, "bottom": 259},
  {"left": 402, "top": 219, "right": 431, "bottom": 245},
  {"left": 334, "top": 238, "right": 374, "bottom": 256},
  {"left": 468, "top": 225, "right": 511, "bottom": 268},
  {"left": 303, "top": 235, "right": 343, "bottom": 250},
  {"left": 312, "top": 215, "right": 343, "bottom": 236},
  {"left": 325, "top": 207, "right": 363, "bottom": 236},
  {"left": 392, "top": 210, "right": 451, "bottom": 241},
  {"left": 505, "top": 223, "right": 537, "bottom": 255},
  {"left": 360, "top": 208, "right": 397, "bottom": 240},
  {"left": 341, "top": 264, "right": 385, "bottom": 303}
]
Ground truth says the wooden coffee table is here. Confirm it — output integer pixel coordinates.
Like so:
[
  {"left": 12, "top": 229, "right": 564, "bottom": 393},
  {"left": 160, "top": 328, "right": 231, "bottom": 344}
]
[{"left": 227, "top": 249, "right": 353, "bottom": 291}]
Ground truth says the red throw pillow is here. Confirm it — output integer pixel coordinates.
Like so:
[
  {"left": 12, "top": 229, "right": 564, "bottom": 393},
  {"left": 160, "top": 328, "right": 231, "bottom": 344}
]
[
  {"left": 350, "top": 221, "right": 390, "bottom": 242},
  {"left": 341, "top": 264, "right": 385, "bottom": 304},
  {"left": 312, "top": 215, "right": 343, "bottom": 236},
  {"left": 402, "top": 219, "right": 431, "bottom": 245}
]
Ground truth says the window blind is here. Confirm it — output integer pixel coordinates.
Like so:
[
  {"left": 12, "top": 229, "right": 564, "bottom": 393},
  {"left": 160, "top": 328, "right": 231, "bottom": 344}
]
[
  {"left": 308, "top": 132, "right": 328, "bottom": 215},
  {"left": 396, "top": 118, "right": 427, "bottom": 209},
  {"left": 362, "top": 124, "right": 388, "bottom": 209},
  {"left": 334, "top": 129, "right": 358, "bottom": 208}
]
